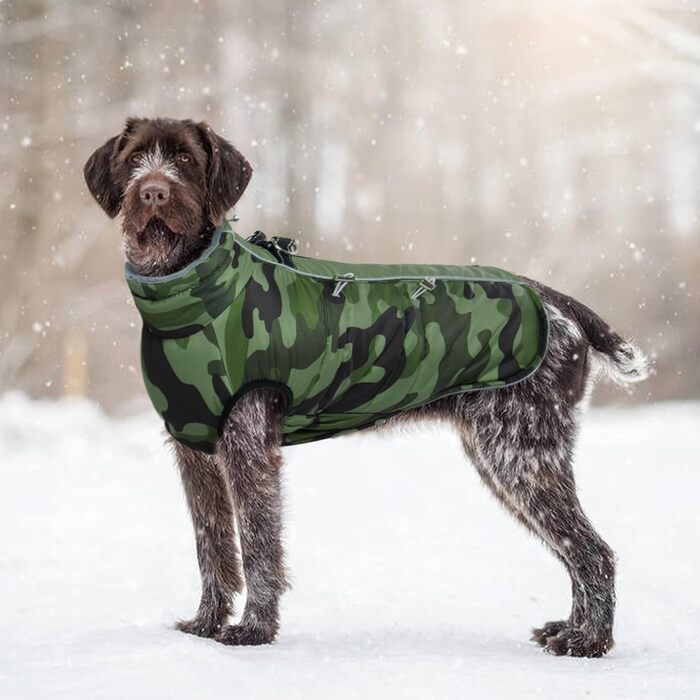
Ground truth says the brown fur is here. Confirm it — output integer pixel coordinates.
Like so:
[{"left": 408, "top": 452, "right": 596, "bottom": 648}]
[{"left": 84, "top": 117, "right": 647, "bottom": 657}]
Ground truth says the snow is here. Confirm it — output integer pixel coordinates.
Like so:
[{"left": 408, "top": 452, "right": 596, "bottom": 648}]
[{"left": 0, "top": 393, "right": 698, "bottom": 699}]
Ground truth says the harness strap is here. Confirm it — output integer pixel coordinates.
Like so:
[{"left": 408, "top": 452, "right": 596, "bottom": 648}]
[{"left": 247, "top": 230, "right": 298, "bottom": 268}]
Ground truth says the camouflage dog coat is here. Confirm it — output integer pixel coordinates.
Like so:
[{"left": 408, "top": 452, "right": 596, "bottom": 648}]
[{"left": 125, "top": 221, "right": 549, "bottom": 453}]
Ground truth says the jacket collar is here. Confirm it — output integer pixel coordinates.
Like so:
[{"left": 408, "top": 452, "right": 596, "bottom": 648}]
[{"left": 125, "top": 221, "right": 239, "bottom": 336}]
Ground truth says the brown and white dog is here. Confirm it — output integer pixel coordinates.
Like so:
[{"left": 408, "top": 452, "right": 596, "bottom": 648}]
[{"left": 84, "top": 117, "right": 648, "bottom": 656}]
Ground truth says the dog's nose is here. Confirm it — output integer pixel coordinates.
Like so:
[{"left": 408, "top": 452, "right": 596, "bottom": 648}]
[{"left": 140, "top": 181, "right": 170, "bottom": 206}]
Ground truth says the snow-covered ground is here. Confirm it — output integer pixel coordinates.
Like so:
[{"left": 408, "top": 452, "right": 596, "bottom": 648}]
[{"left": 0, "top": 393, "right": 698, "bottom": 699}]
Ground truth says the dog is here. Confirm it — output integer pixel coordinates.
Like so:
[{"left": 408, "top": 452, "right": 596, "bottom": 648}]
[{"left": 84, "top": 117, "right": 648, "bottom": 657}]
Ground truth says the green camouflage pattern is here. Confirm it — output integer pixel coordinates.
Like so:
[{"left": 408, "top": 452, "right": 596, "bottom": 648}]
[{"left": 125, "top": 221, "right": 549, "bottom": 453}]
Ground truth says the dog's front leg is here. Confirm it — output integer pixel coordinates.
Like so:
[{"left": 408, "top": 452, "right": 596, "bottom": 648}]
[
  {"left": 216, "top": 390, "right": 288, "bottom": 646},
  {"left": 172, "top": 441, "right": 243, "bottom": 638}
]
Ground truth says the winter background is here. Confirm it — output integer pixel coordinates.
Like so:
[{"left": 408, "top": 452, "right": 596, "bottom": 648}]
[{"left": 1, "top": 1, "right": 699, "bottom": 698}]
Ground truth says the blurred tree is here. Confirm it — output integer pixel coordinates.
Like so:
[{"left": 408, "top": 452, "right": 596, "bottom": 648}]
[{"left": 0, "top": 0, "right": 697, "bottom": 406}]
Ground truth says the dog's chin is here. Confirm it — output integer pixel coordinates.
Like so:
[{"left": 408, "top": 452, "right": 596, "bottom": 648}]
[
  {"left": 123, "top": 218, "right": 187, "bottom": 276},
  {"left": 139, "top": 217, "right": 185, "bottom": 248}
]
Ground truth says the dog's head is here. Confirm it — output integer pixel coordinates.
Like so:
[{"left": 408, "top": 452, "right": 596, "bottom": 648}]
[{"left": 84, "top": 117, "right": 252, "bottom": 275}]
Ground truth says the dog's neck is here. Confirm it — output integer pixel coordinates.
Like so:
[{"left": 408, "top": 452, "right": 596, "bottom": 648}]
[{"left": 122, "top": 222, "right": 217, "bottom": 277}]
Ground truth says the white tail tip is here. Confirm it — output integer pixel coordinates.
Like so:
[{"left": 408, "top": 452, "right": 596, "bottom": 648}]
[{"left": 595, "top": 341, "right": 650, "bottom": 385}]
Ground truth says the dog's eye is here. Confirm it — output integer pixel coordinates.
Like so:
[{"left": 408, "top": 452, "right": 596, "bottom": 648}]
[
  {"left": 130, "top": 152, "right": 142, "bottom": 164},
  {"left": 177, "top": 153, "right": 191, "bottom": 164}
]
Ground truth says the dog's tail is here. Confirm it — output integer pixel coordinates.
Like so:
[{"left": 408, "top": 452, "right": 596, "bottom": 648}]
[{"left": 526, "top": 279, "right": 650, "bottom": 386}]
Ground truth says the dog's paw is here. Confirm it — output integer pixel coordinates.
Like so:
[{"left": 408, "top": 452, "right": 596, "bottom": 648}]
[
  {"left": 216, "top": 623, "right": 277, "bottom": 646},
  {"left": 531, "top": 620, "right": 568, "bottom": 647},
  {"left": 176, "top": 614, "right": 223, "bottom": 638},
  {"left": 541, "top": 626, "right": 614, "bottom": 658}
]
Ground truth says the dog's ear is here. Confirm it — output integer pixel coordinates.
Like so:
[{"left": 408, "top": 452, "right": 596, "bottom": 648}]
[
  {"left": 83, "top": 135, "right": 122, "bottom": 217},
  {"left": 196, "top": 122, "right": 252, "bottom": 224},
  {"left": 83, "top": 118, "right": 142, "bottom": 218}
]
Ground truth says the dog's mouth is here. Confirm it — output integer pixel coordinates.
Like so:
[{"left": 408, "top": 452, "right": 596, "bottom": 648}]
[
  {"left": 122, "top": 215, "right": 189, "bottom": 276},
  {"left": 137, "top": 217, "right": 184, "bottom": 253}
]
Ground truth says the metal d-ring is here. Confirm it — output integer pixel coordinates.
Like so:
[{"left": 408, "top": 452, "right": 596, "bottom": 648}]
[{"left": 331, "top": 272, "right": 356, "bottom": 297}]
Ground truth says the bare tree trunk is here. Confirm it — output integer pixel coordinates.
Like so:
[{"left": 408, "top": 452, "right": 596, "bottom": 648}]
[{"left": 0, "top": 0, "right": 49, "bottom": 386}]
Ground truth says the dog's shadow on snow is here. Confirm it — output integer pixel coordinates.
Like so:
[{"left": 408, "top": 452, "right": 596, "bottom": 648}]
[{"left": 202, "top": 626, "right": 542, "bottom": 663}]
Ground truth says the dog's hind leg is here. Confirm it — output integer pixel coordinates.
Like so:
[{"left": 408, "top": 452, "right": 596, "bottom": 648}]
[
  {"left": 216, "top": 389, "right": 288, "bottom": 646},
  {"left": 458, "top": 392, "right": 615, "bottom": 658},
  {"left": 464, "top": 446, "right": 585, "bottom": 637},
  {"left": 172, "top": 441, "right": 243, "bottom": 638}
]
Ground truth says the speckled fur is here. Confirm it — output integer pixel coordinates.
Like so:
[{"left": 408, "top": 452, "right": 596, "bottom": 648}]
[
  {"left": 171, "top": 281, "right": 645, "bottom": 657},
  {"left": 85, "top": 118, "right": 648, "bottom": 658}
]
